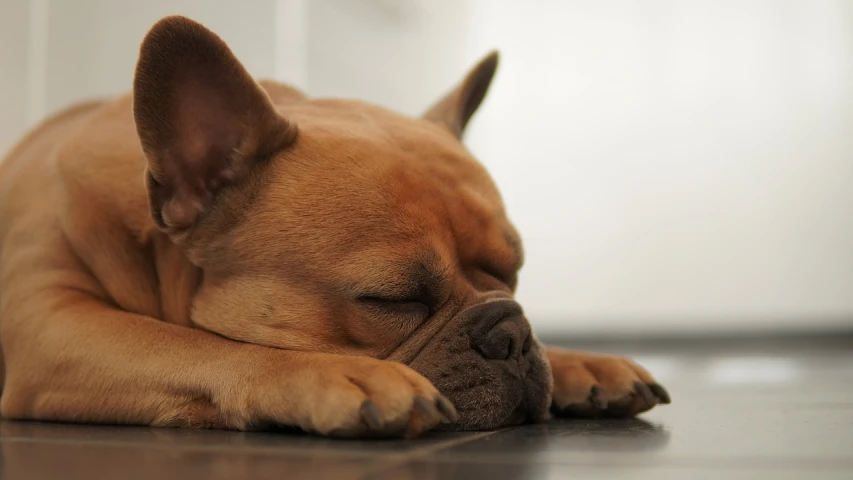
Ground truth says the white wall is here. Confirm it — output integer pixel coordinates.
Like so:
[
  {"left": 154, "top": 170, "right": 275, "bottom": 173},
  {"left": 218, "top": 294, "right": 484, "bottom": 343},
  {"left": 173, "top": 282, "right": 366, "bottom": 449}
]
[
  {"left": 2, "top": 0, "right": 851, "bottom": 336},
  {"left": 464, "top": 0, "right": 853, "bottom": 334},
  {"left": 303, "top": 0, "right": 470, "bottom": 116},
  {"left": 43, "top": 0, "right": 280, "bottom": 115},
  {"left": 0, "top": 0, "right": 32, "bottom": 156}
]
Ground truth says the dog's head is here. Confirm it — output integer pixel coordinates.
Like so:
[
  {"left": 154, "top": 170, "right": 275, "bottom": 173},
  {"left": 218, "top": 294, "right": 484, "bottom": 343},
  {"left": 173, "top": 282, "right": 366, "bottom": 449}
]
[{"left": 133, "top": 16, "right": 552, "bottom": 430}]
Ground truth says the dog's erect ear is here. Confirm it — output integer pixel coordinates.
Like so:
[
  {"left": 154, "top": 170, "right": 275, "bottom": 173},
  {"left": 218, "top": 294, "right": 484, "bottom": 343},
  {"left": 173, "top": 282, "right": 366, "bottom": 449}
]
[
  {"left": 422, "top": 51, "right": 499, "bottom": 138},
  {"left": 133, "top": 16, "right": 296, "bottom": 232}
]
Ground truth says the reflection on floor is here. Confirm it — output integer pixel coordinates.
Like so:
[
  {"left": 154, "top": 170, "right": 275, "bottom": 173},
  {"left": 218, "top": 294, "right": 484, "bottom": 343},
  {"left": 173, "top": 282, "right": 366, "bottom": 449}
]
[{"left": 1, "top": 335, "right": 852, "bottom": 479}]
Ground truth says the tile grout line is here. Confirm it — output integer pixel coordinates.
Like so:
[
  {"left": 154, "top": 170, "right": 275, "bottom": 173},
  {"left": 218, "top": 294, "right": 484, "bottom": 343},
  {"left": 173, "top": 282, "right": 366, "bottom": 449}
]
[
  {"left": 357, "top": 429, "right": 506, "bottom": 478},
  {"left": 0, "top": 436, "right": 433, "bottom": 461},
  {"left": 0, "top": 430, "right": 501, "bottom": 463}
]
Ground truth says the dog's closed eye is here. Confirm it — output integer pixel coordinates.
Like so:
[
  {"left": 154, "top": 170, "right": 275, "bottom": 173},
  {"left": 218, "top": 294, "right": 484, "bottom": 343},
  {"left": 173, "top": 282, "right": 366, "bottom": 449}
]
[{"left": 357, "top": 295, "right": 431, "bottom": 320}]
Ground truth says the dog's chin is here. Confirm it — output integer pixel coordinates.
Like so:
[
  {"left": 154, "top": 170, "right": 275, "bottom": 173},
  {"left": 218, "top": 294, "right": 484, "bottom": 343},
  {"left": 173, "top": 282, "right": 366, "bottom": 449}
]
[
  {"left": 437, "top": 401, "right": 531, "bottom": 432},
  {"left": 440, "top": 376, "right": 551, "bottom": 431},
  {"left": 411, "top": 345, "right": 553, "bottom": 431}
]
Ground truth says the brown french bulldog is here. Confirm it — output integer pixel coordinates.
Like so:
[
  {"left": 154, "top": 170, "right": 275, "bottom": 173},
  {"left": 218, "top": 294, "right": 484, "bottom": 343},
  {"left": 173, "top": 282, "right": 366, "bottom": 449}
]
[{"left": 0, "top": 16, "right": 669, "bottom": 437}]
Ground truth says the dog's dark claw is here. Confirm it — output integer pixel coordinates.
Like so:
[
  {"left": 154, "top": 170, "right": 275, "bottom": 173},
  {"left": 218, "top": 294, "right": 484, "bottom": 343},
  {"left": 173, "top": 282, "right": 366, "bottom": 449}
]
[
  {"left": 359, "top": 400, "right": 384, "bottom": 430},
  {"left": 633, "top": 382, "right": 656, "bottom": 407},
  {"left": 649, "top": 383, "right": 671, "bottom": 404},
  {"left": 436, "top": 395, "right": 459, "bottom": 423},
  {"left": 589, "top": 385, "right": 607, "bottom": 409},
  {"left": 413, "top": 396, "right": 440, "bottom": 423}
]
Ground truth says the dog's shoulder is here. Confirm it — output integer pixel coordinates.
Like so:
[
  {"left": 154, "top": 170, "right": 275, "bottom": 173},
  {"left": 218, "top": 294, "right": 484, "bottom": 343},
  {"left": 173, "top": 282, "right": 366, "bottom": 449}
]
[
  {"left": 0, "top": 92, "right": 156, "bottom": 269},
  {"left": 0, "top": 97, "right": 113, "bottom": 237}
]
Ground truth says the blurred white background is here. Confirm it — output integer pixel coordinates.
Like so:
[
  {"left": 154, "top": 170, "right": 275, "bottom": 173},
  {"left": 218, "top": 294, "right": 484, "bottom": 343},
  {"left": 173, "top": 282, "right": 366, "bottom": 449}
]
[{"left": 1, "top": 0, "right": 851, "bottom": 336}]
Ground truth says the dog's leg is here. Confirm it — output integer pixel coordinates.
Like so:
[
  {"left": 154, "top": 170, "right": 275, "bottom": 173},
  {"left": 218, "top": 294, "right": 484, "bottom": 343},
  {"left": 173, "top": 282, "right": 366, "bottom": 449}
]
[
  {"left": 0, "top": 289, "right": 455, "bottom": 437},
  {"left": 546, "top": 348, "right": 671, "bottom": 418}
]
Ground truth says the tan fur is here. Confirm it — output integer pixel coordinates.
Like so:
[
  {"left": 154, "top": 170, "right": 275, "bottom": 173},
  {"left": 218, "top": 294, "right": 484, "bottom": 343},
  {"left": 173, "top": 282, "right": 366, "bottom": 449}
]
[{"left": 0, "top": 16, "right": 668, "bottom": 437}]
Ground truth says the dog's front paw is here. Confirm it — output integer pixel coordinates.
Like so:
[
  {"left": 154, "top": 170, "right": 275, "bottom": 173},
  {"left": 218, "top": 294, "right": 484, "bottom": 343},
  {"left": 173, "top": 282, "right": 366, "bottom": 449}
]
[
  {"left": 253, "top": 355, "right": 457, "bottom": 438},
  {"left": 547, "top": 349, "right": 671, "bottom": 418}
]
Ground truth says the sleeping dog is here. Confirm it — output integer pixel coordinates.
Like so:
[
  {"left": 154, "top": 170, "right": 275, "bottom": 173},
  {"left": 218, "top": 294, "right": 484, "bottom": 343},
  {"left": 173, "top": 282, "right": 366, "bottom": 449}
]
[{"left": 0, "top": 16, "right": 669, "bottom": 437}]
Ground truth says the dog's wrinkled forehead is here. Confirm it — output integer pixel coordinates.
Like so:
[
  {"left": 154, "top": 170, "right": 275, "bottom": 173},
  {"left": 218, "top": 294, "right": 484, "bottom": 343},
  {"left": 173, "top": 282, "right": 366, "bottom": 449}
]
[
  {"left": 232, "top": 100, "right": 514, "bottom": 264},
  {"left": 278, "top": 98, "right": 501, "bottom": 194}
]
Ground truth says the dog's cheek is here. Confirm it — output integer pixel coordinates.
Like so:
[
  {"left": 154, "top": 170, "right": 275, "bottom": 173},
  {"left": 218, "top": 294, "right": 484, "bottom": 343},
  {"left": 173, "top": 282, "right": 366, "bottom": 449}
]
[{"left": 522, "top": 339, "right": 554, "bottom": 423}]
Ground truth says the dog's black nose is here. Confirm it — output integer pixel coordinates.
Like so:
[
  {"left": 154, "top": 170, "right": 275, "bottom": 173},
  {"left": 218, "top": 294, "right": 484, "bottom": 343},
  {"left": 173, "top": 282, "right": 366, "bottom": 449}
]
[
  {"left": 467, "top": 300, "right": 532, "bottom": 361},
  {"left": 477, "top": 315, "right": 531, "bottom": 360}
]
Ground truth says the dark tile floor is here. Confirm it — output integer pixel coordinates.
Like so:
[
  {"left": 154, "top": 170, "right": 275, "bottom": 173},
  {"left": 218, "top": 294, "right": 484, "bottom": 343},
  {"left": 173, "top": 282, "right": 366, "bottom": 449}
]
[{"left": 1, "top": 335, "right": 852, "bottom": 479}]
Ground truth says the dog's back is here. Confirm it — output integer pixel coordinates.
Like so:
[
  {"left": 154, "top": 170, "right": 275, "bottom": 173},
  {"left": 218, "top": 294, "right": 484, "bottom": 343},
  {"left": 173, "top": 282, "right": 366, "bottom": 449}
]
[
  {"left": 0, "top": 98, "right": 114, "bottom": 388},
  {"left": 1, "top": 99, "right": 105, "bottom": 210}
]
